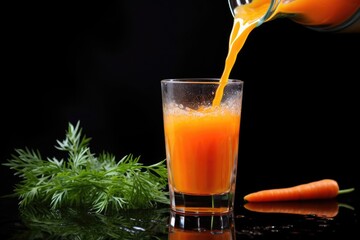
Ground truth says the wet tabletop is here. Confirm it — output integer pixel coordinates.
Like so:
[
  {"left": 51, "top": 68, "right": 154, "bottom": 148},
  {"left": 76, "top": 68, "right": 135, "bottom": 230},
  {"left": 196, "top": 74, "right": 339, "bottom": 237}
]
[{"left": 1, "top": 195, "right": 358, "bottom": 240}]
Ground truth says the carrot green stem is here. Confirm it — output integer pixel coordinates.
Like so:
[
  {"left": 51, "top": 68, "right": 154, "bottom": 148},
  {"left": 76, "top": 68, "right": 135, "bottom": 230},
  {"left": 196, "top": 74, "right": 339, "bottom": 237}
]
[{"left": 338, "top": 188, "right": 355, "bottom": 195}]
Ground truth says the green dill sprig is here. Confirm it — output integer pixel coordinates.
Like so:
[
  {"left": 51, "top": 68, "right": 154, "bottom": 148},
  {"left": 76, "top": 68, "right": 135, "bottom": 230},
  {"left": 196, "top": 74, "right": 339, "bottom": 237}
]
[{"left": 3, "top": 121, "right": 169, "bottom": 213}]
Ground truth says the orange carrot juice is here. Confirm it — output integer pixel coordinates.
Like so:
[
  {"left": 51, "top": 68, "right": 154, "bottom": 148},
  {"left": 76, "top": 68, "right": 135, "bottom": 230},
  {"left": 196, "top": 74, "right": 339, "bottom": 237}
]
[
  {"left": 275, "top": 0, "right": 360, "bottom": 30},
  {"left": 164, "top": 107, "right": 240, "bottom": 195}
]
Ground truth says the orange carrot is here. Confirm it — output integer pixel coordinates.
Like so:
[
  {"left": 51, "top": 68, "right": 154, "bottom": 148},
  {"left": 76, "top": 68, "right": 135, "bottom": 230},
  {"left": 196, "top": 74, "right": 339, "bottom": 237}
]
[
  {"left": 244, "top": 200, "right": 340, "bottom": 218},
  {"left": 244, "top": 179, "right": 354, "bottom": 202}
]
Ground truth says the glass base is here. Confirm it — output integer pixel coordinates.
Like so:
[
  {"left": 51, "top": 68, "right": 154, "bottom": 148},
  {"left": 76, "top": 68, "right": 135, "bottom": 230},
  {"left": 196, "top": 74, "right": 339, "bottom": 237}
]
[
  {"left": 169, "top": 210, "right": 234, "bottom": 229},
  {"left": 170, "top": 191, "right": 234, "bottom": 215}
]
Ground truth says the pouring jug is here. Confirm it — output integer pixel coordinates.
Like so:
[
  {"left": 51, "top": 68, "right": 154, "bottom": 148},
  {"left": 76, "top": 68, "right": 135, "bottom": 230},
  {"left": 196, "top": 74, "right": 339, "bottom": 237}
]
[{"left": 228, "top": 0, "right": 360, "bottom": 32}]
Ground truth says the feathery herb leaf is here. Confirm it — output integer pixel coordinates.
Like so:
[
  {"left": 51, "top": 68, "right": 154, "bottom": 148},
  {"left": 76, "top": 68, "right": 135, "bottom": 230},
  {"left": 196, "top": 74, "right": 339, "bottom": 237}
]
[{"left": 3, "top": 121, "right": 169, "bottom": 213}]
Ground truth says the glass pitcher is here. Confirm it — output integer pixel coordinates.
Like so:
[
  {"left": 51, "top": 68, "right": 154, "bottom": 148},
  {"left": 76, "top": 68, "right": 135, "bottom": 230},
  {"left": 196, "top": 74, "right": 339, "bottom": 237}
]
[{"left": 228, "top": 0, "right": 360, "bottom": 32}]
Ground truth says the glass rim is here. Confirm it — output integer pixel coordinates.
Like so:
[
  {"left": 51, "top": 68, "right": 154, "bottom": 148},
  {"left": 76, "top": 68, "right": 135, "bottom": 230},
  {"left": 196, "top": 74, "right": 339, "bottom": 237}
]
[{"left": 161, "top": 78, "right": 243, "bottom": 84}]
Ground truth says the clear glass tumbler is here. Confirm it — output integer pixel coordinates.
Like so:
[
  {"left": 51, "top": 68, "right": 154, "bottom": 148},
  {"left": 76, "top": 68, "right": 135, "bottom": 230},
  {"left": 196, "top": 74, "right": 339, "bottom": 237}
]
[{"left": 161, "top": 78, "right": 244, "bottom": 215}]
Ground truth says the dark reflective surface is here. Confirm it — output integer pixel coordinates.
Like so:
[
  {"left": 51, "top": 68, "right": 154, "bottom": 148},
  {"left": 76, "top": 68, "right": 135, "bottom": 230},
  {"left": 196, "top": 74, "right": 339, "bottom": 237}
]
[{"left": 1, "top": 195, "right": 358, "bottom": 240}]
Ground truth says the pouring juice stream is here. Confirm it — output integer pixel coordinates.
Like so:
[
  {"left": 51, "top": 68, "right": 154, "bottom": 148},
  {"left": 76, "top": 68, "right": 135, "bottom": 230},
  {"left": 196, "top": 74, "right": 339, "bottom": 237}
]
[
  {"left": 213, "top": 2, "right": 269, "bottom": 106},
  {"left": 213, "top": 0, "right": 360, "bottom": 106}
]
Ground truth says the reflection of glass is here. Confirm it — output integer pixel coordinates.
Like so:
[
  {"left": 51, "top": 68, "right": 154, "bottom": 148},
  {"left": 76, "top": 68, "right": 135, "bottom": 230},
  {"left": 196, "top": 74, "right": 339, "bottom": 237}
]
[
  {"left": 161, "top": 78, "right": 243, "bottom": 215},
  {"left": 169, "top": 211, "right": 236, "bottom": 240},
  {"left": 244, "top": 200, "right": 343, "bottom": 218}
]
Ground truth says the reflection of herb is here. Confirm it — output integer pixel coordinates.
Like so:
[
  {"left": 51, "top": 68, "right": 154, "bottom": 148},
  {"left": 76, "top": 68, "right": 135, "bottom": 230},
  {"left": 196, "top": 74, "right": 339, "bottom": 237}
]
[
  {"left": 9, "top": 203, "right": 169, "bottom": 240},
  {"left": 3, "top": 121, "right": 169, "bottom": 213}
]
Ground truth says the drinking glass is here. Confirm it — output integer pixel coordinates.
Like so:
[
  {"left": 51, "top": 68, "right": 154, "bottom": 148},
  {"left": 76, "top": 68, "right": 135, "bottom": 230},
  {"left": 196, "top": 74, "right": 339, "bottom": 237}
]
[{"left": 161, "top": 78, "right": 244, "bottom": 215}]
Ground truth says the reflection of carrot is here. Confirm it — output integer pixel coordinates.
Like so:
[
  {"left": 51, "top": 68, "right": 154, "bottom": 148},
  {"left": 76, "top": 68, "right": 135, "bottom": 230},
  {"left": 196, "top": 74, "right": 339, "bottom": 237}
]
[
  {"left": 244, "top": 179, "right": 354, "bottom": 202},
  {"left": 244, "top": 200, "right": 340, "bottom": 218}
]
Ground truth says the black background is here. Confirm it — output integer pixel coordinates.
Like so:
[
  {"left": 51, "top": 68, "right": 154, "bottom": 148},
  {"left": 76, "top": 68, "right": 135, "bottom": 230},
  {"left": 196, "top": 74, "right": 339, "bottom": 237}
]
[{"left": 2, "top": 0, "right": 359, "bottom": 200}]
